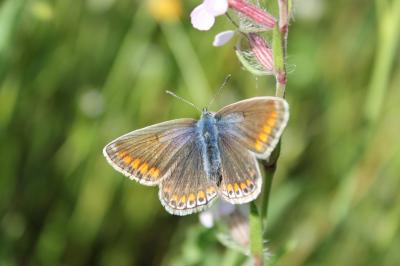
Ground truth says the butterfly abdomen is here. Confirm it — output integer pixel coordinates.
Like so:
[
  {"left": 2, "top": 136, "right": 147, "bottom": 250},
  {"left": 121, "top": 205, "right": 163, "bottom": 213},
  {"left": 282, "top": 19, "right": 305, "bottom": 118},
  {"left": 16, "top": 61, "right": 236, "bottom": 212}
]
[{"left": 197, "top": 112, "right": 222, "bottom": 184}]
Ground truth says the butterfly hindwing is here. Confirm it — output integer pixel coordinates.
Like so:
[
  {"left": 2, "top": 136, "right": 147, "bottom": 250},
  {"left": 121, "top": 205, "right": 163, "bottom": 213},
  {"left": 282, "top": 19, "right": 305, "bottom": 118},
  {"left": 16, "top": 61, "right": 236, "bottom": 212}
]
[
  {"left": 159, "top": 137, "right": 218, "bottom": 216},
  {"left": 215, "top": 97, "right": 289, "bottom": 159},
  {"left": 218, "top": 134, "right": 262, "bottom": 203},
  {"left": 103, "top": 119, "right": 196, "bottom": 186}
]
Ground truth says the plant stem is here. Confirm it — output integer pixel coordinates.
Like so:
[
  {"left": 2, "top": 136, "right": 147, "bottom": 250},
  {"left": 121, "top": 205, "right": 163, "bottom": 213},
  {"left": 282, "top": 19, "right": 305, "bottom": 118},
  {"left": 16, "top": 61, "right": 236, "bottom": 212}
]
[
  {"left": 254, "top": 1, "right": 290, "bottom": 264},
  {"left": 249, "top": 202, "right": 264, "bottom": 266},
  {"left": 273, "top": 0, "right": 289, "bottom": 98},
  {"left": 261, "top": 142, "right": 280, "bottom": 220},
  {"left": 261, "top": 0, "right": 290, "bottom": 222}
]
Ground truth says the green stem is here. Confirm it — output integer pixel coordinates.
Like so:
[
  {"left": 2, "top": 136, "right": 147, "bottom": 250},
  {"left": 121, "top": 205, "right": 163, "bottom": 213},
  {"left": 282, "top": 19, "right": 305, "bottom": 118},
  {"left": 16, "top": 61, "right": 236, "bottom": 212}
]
[
  {"left": 261, "top": 142, "right": 280, "bottom": 220},
  {"left": 260, "top": 0, "right": 289, "bottom": 223},
  {"left": 249, "top": 202, "right": 264, "bottom": 266},
  {"left": 251, "top": 1, "right": 290, "bottom": 264},
  {"left": 273, "top": 0, "right": 289, "bottom": 98},
  {"left": 272, "top": 24, "right": 286, "bottom": 98}
]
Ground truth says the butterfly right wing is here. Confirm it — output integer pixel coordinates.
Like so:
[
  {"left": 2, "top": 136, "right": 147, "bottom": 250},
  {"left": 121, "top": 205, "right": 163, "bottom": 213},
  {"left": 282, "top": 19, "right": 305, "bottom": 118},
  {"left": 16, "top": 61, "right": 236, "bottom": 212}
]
[
  {"left": 215, "top": 97, "right": 289, "bottom": 159},
  {"left": 103, "top": 119, "right": 196, "bottom": 186},
  {"left": 218, "top": 133, "right": 262, "bottom": 204}
]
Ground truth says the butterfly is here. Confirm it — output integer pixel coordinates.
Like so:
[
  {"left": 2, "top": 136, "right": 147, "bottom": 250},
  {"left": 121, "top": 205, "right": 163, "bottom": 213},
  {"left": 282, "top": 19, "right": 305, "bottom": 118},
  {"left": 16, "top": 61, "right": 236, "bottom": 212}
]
[{"left": 103, "top": 96, "right": 289, "bottom": 216}]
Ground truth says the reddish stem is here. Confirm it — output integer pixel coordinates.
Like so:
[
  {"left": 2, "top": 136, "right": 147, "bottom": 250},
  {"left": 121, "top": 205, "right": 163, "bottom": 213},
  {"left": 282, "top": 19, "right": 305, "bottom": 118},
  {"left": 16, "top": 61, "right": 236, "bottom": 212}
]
[{"left": 278, "top": 0, "right": 289, "bottom": 34}]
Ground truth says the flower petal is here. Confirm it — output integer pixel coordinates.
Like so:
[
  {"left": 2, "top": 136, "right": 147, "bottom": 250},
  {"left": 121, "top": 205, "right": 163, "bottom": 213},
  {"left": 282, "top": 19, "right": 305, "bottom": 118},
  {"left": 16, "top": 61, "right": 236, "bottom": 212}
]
[
  {"left": 199, "top": 211, "right": 215, "bottom": 228},
  {"left": 213, "top": 30, "right": 235, "bottom": 46},
  {"left": 203, "top": 0, "right": 228, "bottom": 16},
  {"left": 217, "top": 201, "right": 235, "bottom": 216},
  {"left": 190, "top": 4, "right": 216, "bottom": 31}
]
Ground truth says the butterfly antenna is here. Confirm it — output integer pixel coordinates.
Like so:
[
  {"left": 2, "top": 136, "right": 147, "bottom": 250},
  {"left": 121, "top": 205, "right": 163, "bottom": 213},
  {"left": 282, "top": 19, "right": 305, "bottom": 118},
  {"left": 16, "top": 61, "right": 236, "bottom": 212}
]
[
  {"left": 166, "top": 90, "right": 202, "bottom": 113},
  {"left": 207, "top": 74, "right": 231, "bottom": 109}
]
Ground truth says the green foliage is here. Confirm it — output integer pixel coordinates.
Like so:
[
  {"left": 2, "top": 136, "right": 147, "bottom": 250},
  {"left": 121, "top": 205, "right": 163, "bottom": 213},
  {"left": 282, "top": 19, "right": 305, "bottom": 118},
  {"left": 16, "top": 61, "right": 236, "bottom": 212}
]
[{"left": 0, "top": 0, "right": 399, "bottom": 265}]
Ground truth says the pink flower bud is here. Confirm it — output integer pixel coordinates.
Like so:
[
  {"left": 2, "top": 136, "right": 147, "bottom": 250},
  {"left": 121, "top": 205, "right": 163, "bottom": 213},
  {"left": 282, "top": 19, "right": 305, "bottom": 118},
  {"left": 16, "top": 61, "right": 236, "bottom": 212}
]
[
  {"left": 248, "top": 33, "right": 274, "bottom": 72},
  {"left": 228, "top": 0, "right": 276, "bottom": 29}
]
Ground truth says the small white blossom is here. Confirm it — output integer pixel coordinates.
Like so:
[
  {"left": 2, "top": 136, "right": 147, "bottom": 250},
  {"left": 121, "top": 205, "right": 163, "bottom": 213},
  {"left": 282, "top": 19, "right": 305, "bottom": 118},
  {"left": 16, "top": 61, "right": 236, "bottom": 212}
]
[{"left": 213, "top": 30, "right": 235, "bottom": 46}]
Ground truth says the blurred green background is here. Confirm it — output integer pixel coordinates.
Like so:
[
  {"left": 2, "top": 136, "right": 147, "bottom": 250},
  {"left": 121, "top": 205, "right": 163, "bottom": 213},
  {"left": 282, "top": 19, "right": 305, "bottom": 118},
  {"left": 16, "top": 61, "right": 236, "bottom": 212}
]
[{"left": 1, "top": 0, "right": 399, "bottom": 265}]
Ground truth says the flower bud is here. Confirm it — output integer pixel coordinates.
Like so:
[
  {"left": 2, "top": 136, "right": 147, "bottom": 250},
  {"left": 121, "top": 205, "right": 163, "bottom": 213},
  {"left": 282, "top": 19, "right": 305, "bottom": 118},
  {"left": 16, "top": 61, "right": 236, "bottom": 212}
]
[
  {"left": 228, "top": 0, "right": 276, "bottom": 29},
  {"left": 248, "top": 33, "right": 274, "bottom": 72}
]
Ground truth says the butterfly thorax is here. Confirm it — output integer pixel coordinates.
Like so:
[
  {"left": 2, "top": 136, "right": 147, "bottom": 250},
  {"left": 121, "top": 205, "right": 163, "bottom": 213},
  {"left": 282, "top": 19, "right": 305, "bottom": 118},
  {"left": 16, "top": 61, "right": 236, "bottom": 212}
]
[{"left": 197, "top": 111, "right": 222, "bottom": 185}]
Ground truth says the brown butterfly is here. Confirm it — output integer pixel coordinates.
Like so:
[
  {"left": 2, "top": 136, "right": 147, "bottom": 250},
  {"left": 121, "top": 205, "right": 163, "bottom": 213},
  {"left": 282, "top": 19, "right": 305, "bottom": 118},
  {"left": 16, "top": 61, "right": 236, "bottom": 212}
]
[{"left": 103, "top": 97, "right": 289, "bottom": 215}]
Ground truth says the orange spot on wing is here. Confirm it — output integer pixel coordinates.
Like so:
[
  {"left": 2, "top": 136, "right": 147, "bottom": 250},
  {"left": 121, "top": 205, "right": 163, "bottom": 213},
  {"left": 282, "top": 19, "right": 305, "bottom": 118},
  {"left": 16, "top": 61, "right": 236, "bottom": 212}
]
[
  {"left": 255, "top": 140, "right": 263, "bottom": 151},
  {"left": 179, "top": 195, "right": 186, "bottom": 203},
  {"left": 171, "top": 194, "right": 178, "bottom": 201},
  {"left": 197, "top": 191, "right": 205, "bottom": 199},
  {"left": 139, "top": 163, "right": 149, "bottom": 175},
  {"left": 188, "top": 193, "right": 196, "bottom": 202},
  {"left": 258, "top": 132, "right": 268, "bottom": 142},
  {"left": 207, "top": 187, "right": 216, "bottom": 194},
  {"left": 234, "top": 183, "right": 239, "bottom": 192},
  {"left": 227, "top": 184, "right": 233, "bottom": 192},
  {"left": 118, "top": 151, "right": 127, "bottom": 158},
  {"left": 148, "top": 167, "right": 155, "bottom": 176},
  {"left": 263, "top": 125, "right": 272, "bottom": 134},
  {"left": 123, "top": 155, "right": 133, "bottom": 164},
  {"left": 266, "top": 117, "right": 276, "bottom": 127},
  {"left": 152, "top": 168, "right": 160, "bottom": 178},
  {"left": 269, "top": 112, "right": 278, "bottom": 118},
  {"left": 131, "top": 159, "right": 141, "bottom": 169},
  {"left": 240, "top": 182, "right": 247, "bottom": 189},
  {"left": 149, "top": 167, "right": 160, "bottom": 178}
]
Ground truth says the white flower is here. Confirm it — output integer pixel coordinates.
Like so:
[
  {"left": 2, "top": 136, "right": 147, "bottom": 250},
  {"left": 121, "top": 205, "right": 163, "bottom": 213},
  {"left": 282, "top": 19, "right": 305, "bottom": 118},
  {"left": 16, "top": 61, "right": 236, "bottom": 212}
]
[
  {"left": 190, "top": 0, "right": 229, "bottom": 31},
  {"left": 199, "top": 200, "right": 235, "bottom": 227},
  {"left": 212, "top": 30, "right": 235, "bottom": 46}
]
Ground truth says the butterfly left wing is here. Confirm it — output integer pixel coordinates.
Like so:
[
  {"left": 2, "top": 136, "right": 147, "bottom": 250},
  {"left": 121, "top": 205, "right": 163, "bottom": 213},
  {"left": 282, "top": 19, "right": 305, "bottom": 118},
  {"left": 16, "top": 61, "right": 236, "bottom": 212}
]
[
  {"left": 159, "top": 136, "right": 218, "bottom": 216},
  {"left": 103, "top": 119, "right": 219, "bottom": 215},
  {"left": 103, "top": 119, "right": 196, "bottom": 186},
  {"left": 215, "top": 96, "right": 289, "bottom": 159}
]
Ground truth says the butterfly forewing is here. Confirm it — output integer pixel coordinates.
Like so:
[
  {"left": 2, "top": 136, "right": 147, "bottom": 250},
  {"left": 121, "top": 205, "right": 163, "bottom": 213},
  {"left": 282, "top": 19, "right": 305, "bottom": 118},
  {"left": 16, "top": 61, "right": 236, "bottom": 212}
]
[
  {"left": 103, "top": 119, "right": 196, "bottom": 186},
  {"left": 159, "top": 138, "right": 218, "bottom": 216},
  {"left": 218, "top": 135, "right": 262, "bottom": 203},
  {"left": 215, "top": 97, "right": 289, "bottom": 159}
]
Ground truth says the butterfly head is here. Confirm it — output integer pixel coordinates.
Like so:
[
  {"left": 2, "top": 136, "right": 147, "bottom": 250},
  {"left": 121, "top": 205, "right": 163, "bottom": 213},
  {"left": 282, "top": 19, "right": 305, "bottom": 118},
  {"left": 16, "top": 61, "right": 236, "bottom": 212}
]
[{"left": 201, "top": 108, "right": 213, "bottom": 118}]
